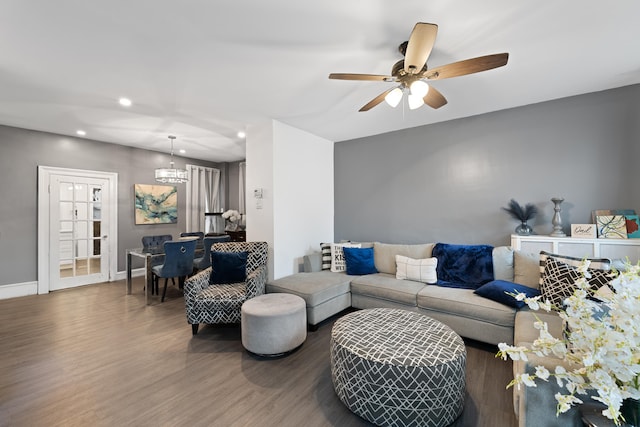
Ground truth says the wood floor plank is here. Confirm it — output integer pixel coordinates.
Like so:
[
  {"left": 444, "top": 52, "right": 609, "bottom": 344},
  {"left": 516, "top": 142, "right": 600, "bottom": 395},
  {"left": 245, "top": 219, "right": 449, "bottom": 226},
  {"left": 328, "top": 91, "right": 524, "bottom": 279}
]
[{"left": 0, "top": 278, "right": 518, "bottom": 426}]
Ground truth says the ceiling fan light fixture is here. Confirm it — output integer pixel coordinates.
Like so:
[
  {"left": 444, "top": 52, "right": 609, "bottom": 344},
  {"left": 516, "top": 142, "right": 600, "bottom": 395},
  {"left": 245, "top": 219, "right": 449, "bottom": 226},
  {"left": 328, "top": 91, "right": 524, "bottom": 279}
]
[
  {"left": 408, "top": 94, "right": 425, "bottom": 110},
  {"left": 155, "top": 135, "right": 189, "bottom": 184},
  {"left": 410, "top": 80, "right": 429, "bottom": 98},
  {"left": 384, "top": 87, "right": 403, "bottom": 108}
]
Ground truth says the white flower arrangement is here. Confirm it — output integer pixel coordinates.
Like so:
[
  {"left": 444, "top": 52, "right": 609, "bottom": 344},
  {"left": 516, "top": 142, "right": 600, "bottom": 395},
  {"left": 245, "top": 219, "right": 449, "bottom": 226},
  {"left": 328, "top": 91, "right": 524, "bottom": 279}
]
[
  {"left": 221, "top": 209, "right": 241, "bottom": 222},
  {"left": 497, "top": 260, "right": 640, "bottom": 425}
]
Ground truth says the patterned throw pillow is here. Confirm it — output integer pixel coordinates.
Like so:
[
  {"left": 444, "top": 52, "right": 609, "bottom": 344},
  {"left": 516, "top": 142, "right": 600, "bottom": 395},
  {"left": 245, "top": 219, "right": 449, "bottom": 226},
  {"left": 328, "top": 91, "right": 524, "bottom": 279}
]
[
  {"left": 538, "top": 250, "right": 610, "bottom": 286},
  {"left": 320, "top": 242, "right": 332, "bottom": 270},
  {"left": 395, "top": 255, "right": 438, "bottom": 284},
  {"left": 540, "top": 257, "right": 612, "bottom": 307},
  {"left": 330, "top": 243, "right": 361, "bottom": 273}
]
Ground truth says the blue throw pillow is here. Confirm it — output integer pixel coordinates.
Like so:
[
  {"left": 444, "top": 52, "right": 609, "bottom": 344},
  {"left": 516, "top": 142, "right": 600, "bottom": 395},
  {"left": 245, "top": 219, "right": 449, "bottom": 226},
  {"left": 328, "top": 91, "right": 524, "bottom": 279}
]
[
  {"left": 210, "top": 251, "right": 248, "bottom": 284},
  {"left": 474, "top": 280, "right": 540, "bottom": 308},
  {"left": 342, "top": 247, "right": 378, "bottom": 276}
]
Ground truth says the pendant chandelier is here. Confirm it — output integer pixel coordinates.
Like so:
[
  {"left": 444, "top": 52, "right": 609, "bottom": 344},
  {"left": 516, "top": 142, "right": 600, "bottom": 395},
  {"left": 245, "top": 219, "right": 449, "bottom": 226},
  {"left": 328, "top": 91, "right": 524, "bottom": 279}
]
[{"left": 155, "top": 135, "right": 188, "bottom": 184}]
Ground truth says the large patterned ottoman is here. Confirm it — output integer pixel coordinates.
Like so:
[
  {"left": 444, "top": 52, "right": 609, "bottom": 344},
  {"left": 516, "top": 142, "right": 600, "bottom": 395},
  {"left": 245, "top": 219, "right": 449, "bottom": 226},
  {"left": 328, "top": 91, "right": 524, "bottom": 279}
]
[{"left": 330, "top": 308, "right": 466, "bottom": 427}]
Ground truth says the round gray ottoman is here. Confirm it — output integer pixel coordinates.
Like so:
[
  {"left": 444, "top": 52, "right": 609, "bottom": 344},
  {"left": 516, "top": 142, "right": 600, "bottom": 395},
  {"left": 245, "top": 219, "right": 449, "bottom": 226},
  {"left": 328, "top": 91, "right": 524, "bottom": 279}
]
[
  {"left": 330, "top": 308, "right": 466, "bottom": 427},
  {"left": 241, "top": 293, "right": 307, "bottom": 356}
]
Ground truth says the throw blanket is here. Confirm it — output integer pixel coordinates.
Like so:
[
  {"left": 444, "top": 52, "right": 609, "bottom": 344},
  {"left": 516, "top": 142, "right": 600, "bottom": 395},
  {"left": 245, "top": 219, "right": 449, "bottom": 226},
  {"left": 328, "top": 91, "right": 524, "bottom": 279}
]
[{"left": 433, "top": 243, "right": 494, "bottom": 289}]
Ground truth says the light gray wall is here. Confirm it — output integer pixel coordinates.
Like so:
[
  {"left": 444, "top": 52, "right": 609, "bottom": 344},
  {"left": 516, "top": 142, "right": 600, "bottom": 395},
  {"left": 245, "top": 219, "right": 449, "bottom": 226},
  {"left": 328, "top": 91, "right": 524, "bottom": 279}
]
[
  {"left": 0, "top": 125, "right": 235, "bottom": 286},
  {"left": 226, "top": 161, "right": 244, "bottom": 212},
  {"left": 334, "top": 84, "right": 640, "bottom": 247}
]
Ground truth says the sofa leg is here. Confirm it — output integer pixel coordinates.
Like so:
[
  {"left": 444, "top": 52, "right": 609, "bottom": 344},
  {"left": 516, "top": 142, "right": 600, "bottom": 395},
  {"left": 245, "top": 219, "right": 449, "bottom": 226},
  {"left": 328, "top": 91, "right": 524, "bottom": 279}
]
[
  {"left": 192, "top": 324, "right": 199, "bottom": 335},
  {"left": 308, "top": 323, "right": 319, "bottom": 332}
]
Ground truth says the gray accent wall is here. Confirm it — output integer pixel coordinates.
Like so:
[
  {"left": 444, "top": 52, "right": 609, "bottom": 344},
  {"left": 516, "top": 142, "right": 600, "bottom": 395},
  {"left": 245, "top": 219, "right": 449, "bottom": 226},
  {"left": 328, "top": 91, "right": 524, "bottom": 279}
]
[
  {"left": 0, "top": 125, "right": 233, "bottom": 287},
  {"left": 334, "top": 84, "right": 640, "bottom": 247}
]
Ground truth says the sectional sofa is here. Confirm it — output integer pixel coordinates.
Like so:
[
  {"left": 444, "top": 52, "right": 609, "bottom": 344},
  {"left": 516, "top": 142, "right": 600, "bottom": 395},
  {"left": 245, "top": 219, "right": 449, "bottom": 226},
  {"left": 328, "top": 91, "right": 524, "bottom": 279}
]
[{"left": 266, "top": 241, "right": 591, "bottom": 427}]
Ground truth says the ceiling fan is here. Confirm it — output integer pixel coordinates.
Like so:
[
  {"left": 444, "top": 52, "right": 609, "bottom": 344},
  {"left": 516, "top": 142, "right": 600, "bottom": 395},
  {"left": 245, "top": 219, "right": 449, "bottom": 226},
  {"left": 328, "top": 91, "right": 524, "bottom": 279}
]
[{"left": 329, "top": 22, "right": 509, "bottom": 112}]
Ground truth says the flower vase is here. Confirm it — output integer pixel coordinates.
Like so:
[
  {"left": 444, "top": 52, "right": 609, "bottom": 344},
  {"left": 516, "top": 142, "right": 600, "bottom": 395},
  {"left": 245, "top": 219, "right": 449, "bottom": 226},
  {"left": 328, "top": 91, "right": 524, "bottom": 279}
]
[
  {"left": 622, "top": 398, "right": 640, "bottom": 427},
  {"left": 515, "top": 221, "right": 533, "bottom": 236}
]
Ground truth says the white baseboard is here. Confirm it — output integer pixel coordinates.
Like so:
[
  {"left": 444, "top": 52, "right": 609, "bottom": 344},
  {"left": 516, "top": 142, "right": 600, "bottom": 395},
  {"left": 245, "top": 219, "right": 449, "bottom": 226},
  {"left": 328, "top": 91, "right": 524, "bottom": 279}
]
[
  {"left": 0, "top": 269, "right": 147, "bottom": 301},
  {"left": 0, "top": 281, "right": 38, "bottom": 300},
  {"left": 114, "top": 268, "right": 146, "bottom": 281}
]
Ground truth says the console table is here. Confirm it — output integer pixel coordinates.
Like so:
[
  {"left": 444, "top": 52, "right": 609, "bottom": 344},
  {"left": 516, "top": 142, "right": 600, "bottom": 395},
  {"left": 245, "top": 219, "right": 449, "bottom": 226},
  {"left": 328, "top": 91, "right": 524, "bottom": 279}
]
[{"left": 511, "top": 234, "right": 640, "bottom": 264}]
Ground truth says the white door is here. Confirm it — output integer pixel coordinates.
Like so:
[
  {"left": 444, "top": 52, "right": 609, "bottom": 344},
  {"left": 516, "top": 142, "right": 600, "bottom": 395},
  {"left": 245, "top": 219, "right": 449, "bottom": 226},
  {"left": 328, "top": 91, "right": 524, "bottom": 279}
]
[{"left": 49, "top": 175, "right": 110, "bottom": 290}]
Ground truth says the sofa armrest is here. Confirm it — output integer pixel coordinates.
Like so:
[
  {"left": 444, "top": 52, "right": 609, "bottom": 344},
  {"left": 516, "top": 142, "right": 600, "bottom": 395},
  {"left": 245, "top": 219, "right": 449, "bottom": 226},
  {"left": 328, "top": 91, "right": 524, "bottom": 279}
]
[{"left": 303, "top": 253, "right": 322, "bottom": 272}]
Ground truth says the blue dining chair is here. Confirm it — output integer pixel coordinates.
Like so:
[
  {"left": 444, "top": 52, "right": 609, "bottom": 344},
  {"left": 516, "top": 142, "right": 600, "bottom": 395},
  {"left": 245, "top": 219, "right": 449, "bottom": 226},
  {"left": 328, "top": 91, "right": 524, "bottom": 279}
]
[
  {"left": 141, "top": 234, "right": 173, "bottom": 294},
  {"left": 180, "top": 231, "right": 205, "bottom": 250},
  {"left": 193, "top": 234, "right": 232, "bottom": 272},
  {"left": 151, "top": 239, "right": 197, "bottom": 302}
]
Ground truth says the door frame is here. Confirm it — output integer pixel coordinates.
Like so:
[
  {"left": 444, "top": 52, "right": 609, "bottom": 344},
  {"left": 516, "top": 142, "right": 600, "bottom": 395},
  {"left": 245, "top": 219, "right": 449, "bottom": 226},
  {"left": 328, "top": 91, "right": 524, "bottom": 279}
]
[{"left": 37, "top": 166, "right": 118, "bottom": 294}]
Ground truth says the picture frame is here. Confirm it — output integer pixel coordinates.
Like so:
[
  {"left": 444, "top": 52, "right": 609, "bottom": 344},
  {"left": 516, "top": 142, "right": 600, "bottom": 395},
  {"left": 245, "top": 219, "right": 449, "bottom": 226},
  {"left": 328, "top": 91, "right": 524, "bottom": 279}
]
[
  {"left": 134, "top": 184, "right": 178, "bottom": 224},
  {"left": 570, "top": 224, "right": 596, "bottom": 238}
]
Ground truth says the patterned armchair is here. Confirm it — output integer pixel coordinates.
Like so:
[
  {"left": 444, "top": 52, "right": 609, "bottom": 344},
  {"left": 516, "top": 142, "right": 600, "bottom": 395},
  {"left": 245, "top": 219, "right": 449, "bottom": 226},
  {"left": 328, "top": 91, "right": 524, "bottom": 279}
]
[{"left": 184, "top": 241, "right": 268, "bottom": 335}]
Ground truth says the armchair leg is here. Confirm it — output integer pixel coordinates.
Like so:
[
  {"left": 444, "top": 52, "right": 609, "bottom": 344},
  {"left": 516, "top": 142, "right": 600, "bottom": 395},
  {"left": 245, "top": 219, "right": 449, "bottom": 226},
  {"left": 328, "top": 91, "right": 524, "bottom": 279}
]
[{"left": 192, "top": 324, "right": 199, "bottom": 335}]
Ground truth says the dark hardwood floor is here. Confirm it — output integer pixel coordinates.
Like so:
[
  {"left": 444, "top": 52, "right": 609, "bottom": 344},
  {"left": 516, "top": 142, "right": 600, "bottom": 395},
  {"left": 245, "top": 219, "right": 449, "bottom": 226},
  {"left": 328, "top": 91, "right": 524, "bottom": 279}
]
[{"left": 0, "top": 278, "right": 518, "bottom": 427}]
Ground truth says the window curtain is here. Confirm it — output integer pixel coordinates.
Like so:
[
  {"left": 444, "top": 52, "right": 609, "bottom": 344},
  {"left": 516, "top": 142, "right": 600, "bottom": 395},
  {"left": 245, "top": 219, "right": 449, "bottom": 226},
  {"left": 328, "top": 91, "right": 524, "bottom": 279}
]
[
  {"left": 186, "top": 165, "right": 221, "bottom": 234},
  {"left": 238, "top": 162, "right": 246, "bottom": 215}
]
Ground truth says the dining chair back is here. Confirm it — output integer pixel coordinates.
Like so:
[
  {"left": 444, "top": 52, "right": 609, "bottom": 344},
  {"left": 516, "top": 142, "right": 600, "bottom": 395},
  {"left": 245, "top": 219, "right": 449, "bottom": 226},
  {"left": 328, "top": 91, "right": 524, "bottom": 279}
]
[
  {"left": 193, "top": 234, "right": 232, "bottom": 271},
  {"left": 151, "top": 239, "right": 197, "bottom": 302},
  {"left": 180, "top": 231, "right": 205, "bottom": 249},
  {"left": 142, "top": 234, "right": 172, "bottom": 251}
]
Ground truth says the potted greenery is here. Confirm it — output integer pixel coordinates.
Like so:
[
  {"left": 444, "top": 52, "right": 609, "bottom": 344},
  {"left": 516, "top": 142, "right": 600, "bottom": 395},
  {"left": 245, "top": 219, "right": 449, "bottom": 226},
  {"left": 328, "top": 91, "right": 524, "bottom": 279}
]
[{"left": 502, "top": 199, "right": 538, "bottom": 235}]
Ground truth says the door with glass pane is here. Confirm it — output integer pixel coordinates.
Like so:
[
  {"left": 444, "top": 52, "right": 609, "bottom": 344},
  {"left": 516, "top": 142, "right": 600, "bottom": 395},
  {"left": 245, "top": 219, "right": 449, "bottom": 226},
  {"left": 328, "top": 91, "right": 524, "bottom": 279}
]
[{"left": 50, "top": 175, "right": 109, "bottom": 290}]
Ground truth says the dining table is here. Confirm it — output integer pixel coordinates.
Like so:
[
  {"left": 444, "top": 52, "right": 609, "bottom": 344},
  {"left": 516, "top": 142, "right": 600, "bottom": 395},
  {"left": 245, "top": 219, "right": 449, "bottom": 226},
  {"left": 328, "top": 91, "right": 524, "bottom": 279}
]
[{"left": 126, "top": 238, "right": 203, "bottom": 305}]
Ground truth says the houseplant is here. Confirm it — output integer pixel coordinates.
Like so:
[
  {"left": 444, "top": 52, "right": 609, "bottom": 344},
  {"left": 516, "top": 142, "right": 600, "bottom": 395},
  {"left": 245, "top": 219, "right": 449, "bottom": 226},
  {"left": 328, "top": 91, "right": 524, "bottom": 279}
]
[
  {"left": 222, "top": 209, "right": 242, "bottom": 231},
  {"left": 497, "top": 261, "right": 640, "bottom": 425},
  {"left": 502, "top": 199, "right": 538, "bottom": 235}
]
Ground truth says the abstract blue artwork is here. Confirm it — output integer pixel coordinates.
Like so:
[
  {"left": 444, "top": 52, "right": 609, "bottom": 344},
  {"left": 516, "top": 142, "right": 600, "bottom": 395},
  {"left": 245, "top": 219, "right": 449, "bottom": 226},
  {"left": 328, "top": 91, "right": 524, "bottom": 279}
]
[{"left": 134, "top": 184, "right": 178, "bottom": 224}]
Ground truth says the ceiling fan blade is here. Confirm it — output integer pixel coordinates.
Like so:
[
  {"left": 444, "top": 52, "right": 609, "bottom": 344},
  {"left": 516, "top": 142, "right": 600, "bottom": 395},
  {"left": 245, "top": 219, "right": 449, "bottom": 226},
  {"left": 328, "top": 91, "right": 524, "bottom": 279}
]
[
  {"left": 404, "top": 23, "right": 438, "bottom": 75},
  {"left": 423, "top": 53, "right": 509, "bottom": 80},
  {"left": 423, "top": 86, "right": 447, "bottom": 109},
  {"left": 359, "top": 89, "right": 394, "bottom": 112},
  {"left": 329, "top": 73, "right": 394, "bottom": 82}
]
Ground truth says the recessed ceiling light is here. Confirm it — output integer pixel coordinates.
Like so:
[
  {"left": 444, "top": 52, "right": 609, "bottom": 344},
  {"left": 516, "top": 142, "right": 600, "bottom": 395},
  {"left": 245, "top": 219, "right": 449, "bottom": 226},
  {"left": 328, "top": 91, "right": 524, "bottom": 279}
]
[
  {"left": 179, "top": 149, "right": 186, "bottom": 154},
  {"left": 237, "top": 131, "right": 246, "bottom": 138},
  {"left": 76, "top": 130, "right": 86, "bottom": 136},
  {"left": 118, "top": 97, "right": 132, "bottom": 107}
]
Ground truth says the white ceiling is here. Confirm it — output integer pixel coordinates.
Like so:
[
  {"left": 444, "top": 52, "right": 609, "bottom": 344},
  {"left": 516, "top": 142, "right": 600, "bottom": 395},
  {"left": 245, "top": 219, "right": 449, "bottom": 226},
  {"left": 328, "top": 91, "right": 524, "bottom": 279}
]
[{"left": 1, "top": 1, "right": 639, "bottom": 162}]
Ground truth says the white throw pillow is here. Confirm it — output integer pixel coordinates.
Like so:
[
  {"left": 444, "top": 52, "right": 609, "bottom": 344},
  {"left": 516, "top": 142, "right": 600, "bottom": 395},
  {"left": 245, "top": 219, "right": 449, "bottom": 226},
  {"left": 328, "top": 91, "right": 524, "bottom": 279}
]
[
  {"left": 395, "top": 255, "right": 438, "bottom": 284},
  {"left": 331, "top": 243, "right": 361, "bottom": 272}
]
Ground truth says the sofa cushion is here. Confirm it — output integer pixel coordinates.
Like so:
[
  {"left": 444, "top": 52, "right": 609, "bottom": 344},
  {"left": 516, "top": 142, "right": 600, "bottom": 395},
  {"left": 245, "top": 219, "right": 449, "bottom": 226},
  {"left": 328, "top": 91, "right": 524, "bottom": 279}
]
[
  {"left": 266, "top": 271, "right": 351, "bottom": 307},
  {"left": 373, "top": 242, "right": 434, "bottom": 275},
  {"left": 210, "top": 251, "right": 248, "bottom": 285},
  {"left": 540, "top": 257, "right": 612, "bottom": 307},
  {"left": 474, "top": 280, "right": 540, "bottom": 308},
  {"left": 395, "top": 255, "right": 437, "bottom": 284},
  {"left": 350, "top": 273, "right": 425, "bottom": 306},
  {"left": 433, "top": 243, "right": 494, "bottom": 289},
  {"left": 320, "top": 242, "right": 332, "bottom": 270},
  {"left": 538, "top": 250, "right": 610, "bottom": 286},
  {"left": 417, "top": 285, "right": 516, "bottom": 328},
  {"left": 330, "top": 243, "right": 361, "bottom": 272},
  {"left": 492, "top": 246, "right": 514, "bottom": 282},
  {"left": 343, "top": 247, "right": 378, "bottom": 275},
  {"left": 514, "top": 251, "right": 541, "bottom": 288}
]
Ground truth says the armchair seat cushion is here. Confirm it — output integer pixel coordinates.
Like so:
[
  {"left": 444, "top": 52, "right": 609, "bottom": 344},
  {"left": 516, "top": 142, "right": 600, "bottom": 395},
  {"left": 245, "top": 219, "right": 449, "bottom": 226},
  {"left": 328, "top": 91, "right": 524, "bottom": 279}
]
[{"left": 197, "top": 283, "right": 247, "bottom": 302}]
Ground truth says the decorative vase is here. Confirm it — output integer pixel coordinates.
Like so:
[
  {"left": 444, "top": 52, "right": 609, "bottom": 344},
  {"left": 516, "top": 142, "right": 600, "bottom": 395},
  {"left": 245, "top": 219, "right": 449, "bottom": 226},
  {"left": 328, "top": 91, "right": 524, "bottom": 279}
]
[
  {"left": 515, "top": 221, "right": 533, "bottom": 236},
  {"left": 622, "top": 398, "right": 640, "bottom": 427},
  {"left": 550, "top": 197, "right": 566, "bottom": 237}
]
